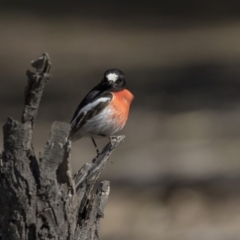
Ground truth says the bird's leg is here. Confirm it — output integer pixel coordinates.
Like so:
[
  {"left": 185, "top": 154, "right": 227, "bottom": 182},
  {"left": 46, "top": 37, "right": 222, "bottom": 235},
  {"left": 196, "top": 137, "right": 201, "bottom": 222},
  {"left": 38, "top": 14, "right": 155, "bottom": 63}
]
[{"left": 91, "top": 137, "right": 100, "bottom": 156}]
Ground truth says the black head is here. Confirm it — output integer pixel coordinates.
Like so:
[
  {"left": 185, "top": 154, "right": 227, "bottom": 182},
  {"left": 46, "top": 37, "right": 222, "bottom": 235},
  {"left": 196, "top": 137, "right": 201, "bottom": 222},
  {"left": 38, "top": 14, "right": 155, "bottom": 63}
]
[{"left": 101, "top": 69, "right": 127, "bottom": 91}]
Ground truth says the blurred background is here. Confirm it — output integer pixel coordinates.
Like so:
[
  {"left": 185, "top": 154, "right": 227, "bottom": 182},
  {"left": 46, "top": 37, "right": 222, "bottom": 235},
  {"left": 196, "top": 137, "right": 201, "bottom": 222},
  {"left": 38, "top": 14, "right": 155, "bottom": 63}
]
[{"left": 1, "top": 1, "right": 240, "bottom": 239}]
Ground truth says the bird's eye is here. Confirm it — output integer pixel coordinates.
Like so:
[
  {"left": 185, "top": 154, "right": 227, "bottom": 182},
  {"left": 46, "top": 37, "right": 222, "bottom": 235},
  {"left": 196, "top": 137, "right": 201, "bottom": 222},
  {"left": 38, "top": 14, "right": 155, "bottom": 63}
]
[{"left": 118, "top": 78, "right": 123, "bottom": 83}]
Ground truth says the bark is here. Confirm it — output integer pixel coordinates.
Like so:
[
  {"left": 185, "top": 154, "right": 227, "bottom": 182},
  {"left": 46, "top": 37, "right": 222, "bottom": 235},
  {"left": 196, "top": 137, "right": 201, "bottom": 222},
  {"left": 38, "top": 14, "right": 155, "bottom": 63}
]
[{"left": 0, "top": 53, "right": 124, "bottom": 240}]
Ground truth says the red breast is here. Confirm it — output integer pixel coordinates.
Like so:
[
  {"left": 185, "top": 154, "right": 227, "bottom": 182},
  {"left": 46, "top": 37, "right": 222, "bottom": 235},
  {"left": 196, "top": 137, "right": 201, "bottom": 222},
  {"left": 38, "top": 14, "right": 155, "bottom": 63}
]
[{"left": 110, "top": 89, "right": 134, "bottom": 127}]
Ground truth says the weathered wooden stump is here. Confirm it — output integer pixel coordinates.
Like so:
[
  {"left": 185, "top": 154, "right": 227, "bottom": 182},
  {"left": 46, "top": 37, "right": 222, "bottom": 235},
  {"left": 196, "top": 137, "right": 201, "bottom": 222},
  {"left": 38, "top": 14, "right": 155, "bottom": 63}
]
[{"left": 0, "top": 53, "right": 124, "bottom": 240}]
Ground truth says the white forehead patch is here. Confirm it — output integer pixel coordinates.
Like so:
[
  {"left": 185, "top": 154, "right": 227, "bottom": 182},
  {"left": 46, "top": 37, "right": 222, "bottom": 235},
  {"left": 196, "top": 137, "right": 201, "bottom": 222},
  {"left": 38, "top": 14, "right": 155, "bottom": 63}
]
[{"left": 106, "top": 73, "right": 118, "bottom": 82}]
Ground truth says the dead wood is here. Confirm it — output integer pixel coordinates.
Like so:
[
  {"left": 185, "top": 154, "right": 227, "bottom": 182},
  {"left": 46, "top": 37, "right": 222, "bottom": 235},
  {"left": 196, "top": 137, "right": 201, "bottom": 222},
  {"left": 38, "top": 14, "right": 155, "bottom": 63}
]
[{"left": 0, "top": 53, "right": 124, "bottom": 240}]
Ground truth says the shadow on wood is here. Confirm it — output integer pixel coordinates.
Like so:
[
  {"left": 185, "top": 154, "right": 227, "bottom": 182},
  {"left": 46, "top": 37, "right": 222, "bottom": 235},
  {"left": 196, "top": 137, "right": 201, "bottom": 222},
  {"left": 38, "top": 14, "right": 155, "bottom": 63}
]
[{"left": 0, "top": 53, "right": 124, "bottom": 240}]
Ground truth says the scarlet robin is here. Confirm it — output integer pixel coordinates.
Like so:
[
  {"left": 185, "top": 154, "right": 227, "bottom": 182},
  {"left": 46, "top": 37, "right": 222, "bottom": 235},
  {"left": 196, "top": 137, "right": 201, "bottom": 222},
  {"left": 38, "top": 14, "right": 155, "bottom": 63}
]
[{"left": 69, "top": 69, "right": 134, "bottom": 154}]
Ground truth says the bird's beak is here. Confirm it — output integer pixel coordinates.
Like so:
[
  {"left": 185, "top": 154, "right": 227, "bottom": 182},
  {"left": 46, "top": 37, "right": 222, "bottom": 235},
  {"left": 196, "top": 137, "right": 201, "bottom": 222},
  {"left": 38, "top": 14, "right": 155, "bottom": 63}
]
[
  {"left": 101, "top": 79, "right": 114, "bottom": 88},
  {"left": 108, "top": 80, "right": 114, "bottom": 85}
]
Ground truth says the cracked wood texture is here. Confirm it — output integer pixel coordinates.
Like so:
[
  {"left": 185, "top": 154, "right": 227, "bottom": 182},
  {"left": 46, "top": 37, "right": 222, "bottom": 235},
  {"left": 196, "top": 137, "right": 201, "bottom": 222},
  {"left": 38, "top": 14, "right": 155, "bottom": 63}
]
[{"left": 0, "top": 53, "right": 124, "bottom": 240}]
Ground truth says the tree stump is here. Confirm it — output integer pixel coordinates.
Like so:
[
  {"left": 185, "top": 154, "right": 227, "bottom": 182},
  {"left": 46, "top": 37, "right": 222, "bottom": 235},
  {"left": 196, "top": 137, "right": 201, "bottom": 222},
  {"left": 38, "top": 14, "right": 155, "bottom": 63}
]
[{"left": 0, "top": 53, "right": 124, "bottom": 240}]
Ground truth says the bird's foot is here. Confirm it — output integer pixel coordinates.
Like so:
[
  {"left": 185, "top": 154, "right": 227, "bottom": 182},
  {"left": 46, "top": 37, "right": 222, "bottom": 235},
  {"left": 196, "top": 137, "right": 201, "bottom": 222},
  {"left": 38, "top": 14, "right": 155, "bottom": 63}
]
[{"left": 109, "top": 135, "right": 118, "bottom": 144}]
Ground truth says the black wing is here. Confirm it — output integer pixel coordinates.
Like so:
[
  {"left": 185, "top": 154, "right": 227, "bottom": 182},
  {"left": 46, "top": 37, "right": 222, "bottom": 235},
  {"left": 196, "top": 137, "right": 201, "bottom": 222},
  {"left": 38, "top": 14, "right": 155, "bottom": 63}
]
[
  {"left": 69, "top": 91, "right": 113, "bottom": 139},
  {"left": 70, "top": 84, "right": 102, "bottom": 124}
]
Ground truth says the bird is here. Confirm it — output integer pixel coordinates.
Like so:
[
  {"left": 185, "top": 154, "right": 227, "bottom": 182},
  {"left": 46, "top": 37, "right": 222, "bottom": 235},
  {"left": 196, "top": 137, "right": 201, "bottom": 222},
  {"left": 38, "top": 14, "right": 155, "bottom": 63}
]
[{"left": 69, "top": 69, "right": 134, "bottom": 155}]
